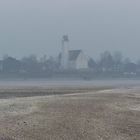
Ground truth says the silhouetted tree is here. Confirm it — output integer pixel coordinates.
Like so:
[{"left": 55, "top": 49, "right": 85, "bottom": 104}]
[
  {"left": 122, "top": 58, "right": 136, "bottom": 73},
  {"left": 113, "top": 51, "right": 123, "bottom": 64},
  {"left": 45, "top": 56, "right": 59, "bottom": 71},
  {"left": 88, "top": 58, "right": 97, "bottom": 69},
  {"left": 21, "top": 55, "right": 41, "bottom": 73},
  {"left": 3, "top": 57, "right": 21, "bottom": 73},
  {"left": 112, "top": 51, "right": 123, "bottom": 72},
  {"left": 99, "top": 51, "right": 114, "bottom": 72}
]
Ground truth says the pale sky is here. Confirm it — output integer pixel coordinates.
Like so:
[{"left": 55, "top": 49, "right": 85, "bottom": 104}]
[{"left": 0, "top": 0, "right": 140, "bottom": 61}]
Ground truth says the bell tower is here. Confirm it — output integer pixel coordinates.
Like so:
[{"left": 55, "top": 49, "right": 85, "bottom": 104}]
[{"left": 61, "top": 35, "right": 69, "bottom": 69}]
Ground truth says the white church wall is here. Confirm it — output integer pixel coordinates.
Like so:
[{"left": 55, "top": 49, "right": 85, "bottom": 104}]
[{"left": 76, "top": 51, "right": 88, "bottom": 69}]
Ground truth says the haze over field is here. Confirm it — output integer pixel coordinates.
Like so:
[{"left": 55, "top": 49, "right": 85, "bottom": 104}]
[
  {"left": 1, "top": 1, "right": 140, "bottom": 139},
  {"left": 0, "top": 80, "right": 140, "bottom": 140},
  {"left": 0, "top": 0, "right": 140, "bottom": 60}
]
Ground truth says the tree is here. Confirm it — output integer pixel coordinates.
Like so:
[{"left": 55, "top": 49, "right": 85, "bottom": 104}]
[
  {"left": 113, "top": 51, "right": 123, "bottom": 65},
  {"left": 88, "top": 58, "right": 97, "bottom": 69},
  {"left": 21, "top": 55, "right": 40, "bottom": 73},
  {"left": 45, "top": 56, "right": 59, "bottom": 71},
  {"left": 123, "top": 58, "right": 137, "bottom": 73},
  {"left": 124, "top": 62, "right": 137, "bottom": 73},
  {"left": 99, "top": 51, "right": 114, "bottom": 71},
  {"left": 112, "top": 51, "right": 123, "bottom": 72},
  {"left": 3, "top": 57, "right": 21, "bottom": 73}
]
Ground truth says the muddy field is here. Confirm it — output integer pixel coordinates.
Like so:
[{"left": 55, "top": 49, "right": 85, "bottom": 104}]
[{"left": 0, "top": 80, "right": 140, "bottom": 140}]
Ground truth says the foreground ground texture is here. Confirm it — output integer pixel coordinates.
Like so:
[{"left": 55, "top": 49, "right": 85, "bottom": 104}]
[{"left": 0, "top": 80, "right": 140, "bottom": 140}]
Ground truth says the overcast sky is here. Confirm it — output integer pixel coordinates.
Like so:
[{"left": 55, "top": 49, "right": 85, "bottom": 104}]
[{"left": 0, "top": 0, "right": 140, "bottom": 61}]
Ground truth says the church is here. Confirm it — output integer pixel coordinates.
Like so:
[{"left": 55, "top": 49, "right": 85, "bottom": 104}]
[{"left": 60, "top": 35, "right": 89, "bottom": 70}]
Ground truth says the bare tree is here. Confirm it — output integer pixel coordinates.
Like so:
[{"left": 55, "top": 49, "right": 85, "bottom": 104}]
[{"left": 99, "top": 51, "right": 114, "bottom": 72}]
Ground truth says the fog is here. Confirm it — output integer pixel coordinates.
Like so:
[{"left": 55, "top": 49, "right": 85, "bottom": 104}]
[
  {"left": 0, "top": 0, "right": 140, "bottom": 61},
  {"left": 1, "top": 2, "right": 140, "bottom": 139}
]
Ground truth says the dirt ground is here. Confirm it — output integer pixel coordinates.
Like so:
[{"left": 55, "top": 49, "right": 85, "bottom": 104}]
[{"left": 0, "top": 80, "right": 140, "bottom": 140}]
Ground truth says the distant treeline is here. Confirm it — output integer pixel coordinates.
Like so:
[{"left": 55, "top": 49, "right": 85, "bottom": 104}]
[{"left": 0, "top": 51, "right": 140, "bottom": 79}]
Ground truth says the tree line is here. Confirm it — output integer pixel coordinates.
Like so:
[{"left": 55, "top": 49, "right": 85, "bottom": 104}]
[{"left": 0, "top": 51, "right": 140, "bottom": 79}]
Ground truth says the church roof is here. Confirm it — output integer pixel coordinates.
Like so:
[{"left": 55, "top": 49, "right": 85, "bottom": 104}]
[{"left": 69, "top": 50, "right": 82, "bottom": 61}]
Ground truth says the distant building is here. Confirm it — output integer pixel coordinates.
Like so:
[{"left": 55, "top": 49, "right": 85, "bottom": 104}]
[
  {"left": 68, "top": 50, "right": 88, "bottom": 69},
  {"left": 60, "top": 35, "right": 88, "bottom": 70}
]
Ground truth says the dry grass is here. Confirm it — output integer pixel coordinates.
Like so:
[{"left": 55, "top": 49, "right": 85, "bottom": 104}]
[{"left": 0, "top": 85, "right": 140, "bottom": 140}]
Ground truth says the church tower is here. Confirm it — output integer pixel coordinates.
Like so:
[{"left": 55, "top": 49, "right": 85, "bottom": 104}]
[{"left": 61, "top": 35, "right": 69, "bottom": 69}]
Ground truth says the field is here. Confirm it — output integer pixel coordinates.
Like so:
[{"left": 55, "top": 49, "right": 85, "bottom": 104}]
[{"left": 0, "top": 80, "right": 140, "bottom": 140}]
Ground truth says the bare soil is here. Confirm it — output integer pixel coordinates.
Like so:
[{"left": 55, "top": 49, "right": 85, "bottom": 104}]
[{"left": 0, "top": 81, "right": 140, "bottom": 140}]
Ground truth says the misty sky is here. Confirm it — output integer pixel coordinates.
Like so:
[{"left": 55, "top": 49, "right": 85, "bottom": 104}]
[{"left": 0, "top": 0, "right": 140, "bottom": 61}]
